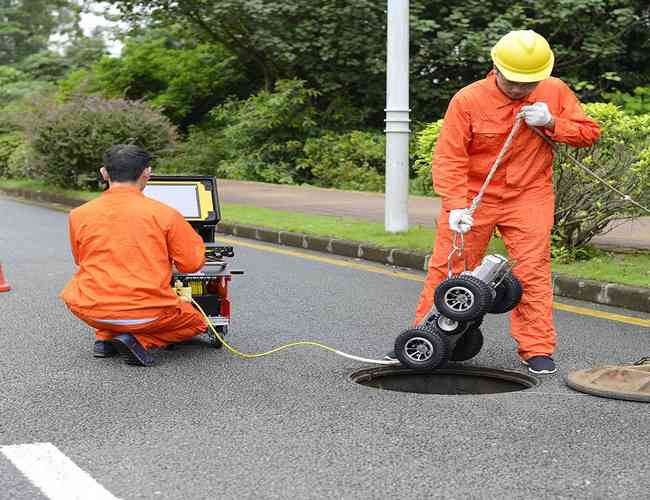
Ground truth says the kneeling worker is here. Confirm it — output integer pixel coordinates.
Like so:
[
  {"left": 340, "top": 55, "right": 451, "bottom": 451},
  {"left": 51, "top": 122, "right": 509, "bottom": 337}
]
[
  {"left": 61, "top": 144, "right": 207, "bottom": 366},
  {"left": 387, "top": 30, "right": 600, "bottom": 374}
]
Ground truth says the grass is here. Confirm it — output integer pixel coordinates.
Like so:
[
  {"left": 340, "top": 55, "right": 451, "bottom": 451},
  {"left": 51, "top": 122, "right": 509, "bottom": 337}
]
[
  {"left": 1, "top": 177, "right": 648, "bottom": 288},
  {"left": 220, "top": 203, "right": 508, "bottom": 254},
  {"left": 0, "top": 177, "right": 101, "bottom": 201},
  {"left": 552, "top": 253, "right": 650, "bottom": 288}
]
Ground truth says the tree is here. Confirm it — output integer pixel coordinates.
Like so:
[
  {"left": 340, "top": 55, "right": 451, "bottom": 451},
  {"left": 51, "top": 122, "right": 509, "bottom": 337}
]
[
  {"left": 16, "top": 50, "right": 70, "bottom": 81},
  {"left": 108, "top": 0, "right": 388, "bottom": 124},
  {"left": 108, "top": 0, "right": 650, "bottom": 124},
  {"left": 59, "top": 32, "right": 251, "bottom": 128},
  {"left": 64, "top": 29, "right": 110, "bottom": 70},
  {"left": 410, "top": 0, "right": 650, "bottom": 115},
  {"left": 0, "top": 0, "right": 81, "bottom": 65}
]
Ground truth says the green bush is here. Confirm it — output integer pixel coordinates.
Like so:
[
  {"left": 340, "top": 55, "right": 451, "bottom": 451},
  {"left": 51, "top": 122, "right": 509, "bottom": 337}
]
[
  {"left": 0, "top": 132, "right": 25, "bottom": 177},
  {"left": 25, "top": 96, "right": 177, "bottom": 188},
  {"left": 208, "top": 79, "right": 321, "bottom": 184},
  {"left": 300, "top": 131, "right": 385, "bottom": 191},
  {"left": 158, "top": 125, "right": 225, "bottom": 175},
  {"left": 58, "top": 36, "right": 250, "bottom": 128},
  {"left": 412, "top": 103, "right": 650, "bottom": 257},
  {"left": 603, "top": 87, "right": 650, "bottom": 115},
  {"left": 0, "top": 66, "right": 55, "bottom": 108},
  {"left": 161, "top": 80, "right": 387, "bottom": 190},
  {"left": 412, "top": 119, "right": 443, "bottom": 196},
  {"left": 553, "top": 103, "right": 650, "bottom": 256},
  {"left": 6, "top": 142, "right": 34, "bottom": 179}
]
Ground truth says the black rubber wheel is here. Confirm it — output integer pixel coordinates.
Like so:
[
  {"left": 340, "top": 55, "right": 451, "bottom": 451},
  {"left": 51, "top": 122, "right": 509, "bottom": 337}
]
[
  {"left": 206, "top": 325, "right": 226, "bottom": 349},
  {"left": 490, "top": 274, "right": 524, "bottom": 314},
  {"left": 450, "top": 326, "right": 484, "bottom": 362},
  {"left": 394, "top": 326, "right": 450, "bottom": 370},
  {"left": 434, "top": 275, "right": 494, "bottom": 322}
]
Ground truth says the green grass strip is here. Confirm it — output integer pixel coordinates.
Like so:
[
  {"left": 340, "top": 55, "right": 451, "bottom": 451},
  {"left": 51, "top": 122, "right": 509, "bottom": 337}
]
[
  {"left": 0, "top": 178, "right": 100, "bottom": 201},
  {"left": 1, "top": 178, "right": 648, "bottom": 288}
]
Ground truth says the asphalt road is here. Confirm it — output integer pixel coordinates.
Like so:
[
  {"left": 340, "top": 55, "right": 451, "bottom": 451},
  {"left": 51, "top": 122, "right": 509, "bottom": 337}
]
[{"left": 0, "top": 197, "right": 648, "bottom": 500}]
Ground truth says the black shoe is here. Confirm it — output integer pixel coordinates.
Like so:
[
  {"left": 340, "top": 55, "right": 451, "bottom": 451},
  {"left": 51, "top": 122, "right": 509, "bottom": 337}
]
[
  {"left": 93, "top": 340, "right": 117, "bottom": 358},
  {"left": 112, "top": 334, "right": 155, "bottom": 367},
  {"left": 384, "top": 350, "right": 397, "bottom": 361},
  {"left": 525, "top": 355, "right": 557, "bottom": 374}
]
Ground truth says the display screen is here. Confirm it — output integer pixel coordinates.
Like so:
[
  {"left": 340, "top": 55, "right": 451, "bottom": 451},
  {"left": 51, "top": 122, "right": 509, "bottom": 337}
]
[{"left": 143, "top": 184, "right": 201, "bottom": 218}]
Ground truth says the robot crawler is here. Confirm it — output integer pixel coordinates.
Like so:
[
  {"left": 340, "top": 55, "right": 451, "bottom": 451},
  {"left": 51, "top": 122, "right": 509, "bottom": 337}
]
[{"left": 394, "top": 254, "right": 522, "bottom": 370}]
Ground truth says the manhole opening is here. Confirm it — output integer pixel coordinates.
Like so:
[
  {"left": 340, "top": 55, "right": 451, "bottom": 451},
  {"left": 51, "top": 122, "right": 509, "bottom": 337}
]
[{"left": 351, "top": 366, "right": 539, "bottom": 395}]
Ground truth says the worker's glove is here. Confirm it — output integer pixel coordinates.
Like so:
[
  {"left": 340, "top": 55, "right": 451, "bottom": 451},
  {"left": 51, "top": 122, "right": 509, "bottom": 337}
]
[
  {"left": 449, "top": 208, "right": 474, "bottom": 234},
  {"left": 521, "top": 102, "right": 552, "bottom": 127}
]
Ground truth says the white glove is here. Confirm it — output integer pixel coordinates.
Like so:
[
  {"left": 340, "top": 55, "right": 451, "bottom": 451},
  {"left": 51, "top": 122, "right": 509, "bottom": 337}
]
[
  {"left": 521, "top": 102, "right": 552, "bottom": 127},
  {"left": 449, "top": 208, "right": 474, "bottom": 234}
]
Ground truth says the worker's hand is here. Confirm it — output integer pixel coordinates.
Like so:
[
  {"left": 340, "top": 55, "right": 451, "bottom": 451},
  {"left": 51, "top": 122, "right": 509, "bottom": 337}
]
[
  {"left": 449, "top": 208, "right": 474, "bottom": 234},
  {"left": 521, "top": 102, "right": 553, "bottom": 128}
]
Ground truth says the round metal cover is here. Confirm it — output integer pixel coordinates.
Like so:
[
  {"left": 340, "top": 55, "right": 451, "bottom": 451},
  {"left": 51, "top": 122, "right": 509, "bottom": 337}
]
[{"left": 565, "top": 360, "right": 650, "bottom": 403}]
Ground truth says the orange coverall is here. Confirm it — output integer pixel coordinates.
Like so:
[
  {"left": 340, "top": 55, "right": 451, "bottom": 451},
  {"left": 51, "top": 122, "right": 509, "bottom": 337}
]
[
  {"left": 416, "top": 71, "right": 600, "bottom": 360},
  {"left": 61, "top": 185, "right": 207, "bottom": 349}
]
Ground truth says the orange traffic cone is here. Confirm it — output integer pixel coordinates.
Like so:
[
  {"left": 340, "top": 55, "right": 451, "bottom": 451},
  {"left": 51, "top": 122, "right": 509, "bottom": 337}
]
[{"left": 0, "top": 262, "right": 10, "bottom": 292}]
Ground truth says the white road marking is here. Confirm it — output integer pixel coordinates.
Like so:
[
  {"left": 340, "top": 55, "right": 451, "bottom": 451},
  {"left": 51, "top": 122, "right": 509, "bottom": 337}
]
[{"left": 1, "top": 443, "right": 119, "bottom": 500}]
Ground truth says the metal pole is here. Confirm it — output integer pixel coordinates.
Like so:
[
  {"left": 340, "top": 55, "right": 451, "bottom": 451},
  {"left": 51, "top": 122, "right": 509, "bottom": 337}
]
[{"left": 385, "top": 0, "right": 410, "bottom": 233}]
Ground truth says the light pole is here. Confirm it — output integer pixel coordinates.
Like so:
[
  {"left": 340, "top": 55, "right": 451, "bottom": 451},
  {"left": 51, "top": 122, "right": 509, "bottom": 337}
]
[{"left": 384, "top": 0, "right": 410, "bottom": 233}]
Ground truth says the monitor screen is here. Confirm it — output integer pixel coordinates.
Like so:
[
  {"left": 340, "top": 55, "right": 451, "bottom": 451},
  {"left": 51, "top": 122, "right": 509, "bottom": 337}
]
[{"left": 143, "top": 184, "right": 201, "bottom": 218}]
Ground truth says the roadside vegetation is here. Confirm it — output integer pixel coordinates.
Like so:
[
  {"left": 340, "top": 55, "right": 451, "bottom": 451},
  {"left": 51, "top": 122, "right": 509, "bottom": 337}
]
[
  {"left": 1, "top": 0, "right": 649, "bottom": 267},
  {"left": 2, "top": 178, "right": 649, "bottom": 289}
]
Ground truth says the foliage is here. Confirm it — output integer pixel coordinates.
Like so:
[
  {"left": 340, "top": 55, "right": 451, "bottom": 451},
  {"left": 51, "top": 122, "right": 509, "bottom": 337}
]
[
  {"left": 6, "top": 141, "right": 33, "bottom": 178},
  {"left": 0, "top": 76, "right": 55, "bottom": 108},
  {"left": 108, "top": 0, "right": 389, "bottom": 123},
  {"left": 108, "top": 0, "right": 650, "bottom": 124},
  {"left": 157, "top": 125, "right": 225, "bottom": 175},
  {"left": 24, "top": 95, "right": 177, "bottom": 188},
  {"left": 553, "top": 103, "right": 650, "bottom": 255},
  {"left": 0, "top": 0, "right": 80, "bottom": 64},
  {"left": 15, "top": 51, "right": 70, "bottom": 81},
  {"left": 412, "top": 119, "right": 443, "bottom": 196},
  {"left": 58, "top": 34, "right": 250, "bottom": 128},
  {"left": 603, "top": 87, "right": 650, "bottom": 115},
  {"left": 160, "top": 80, "right": 384, "bottom": 190},
  {"left": 63, "top": 32, "right": 109, "bottom": 70},
  {"left": 0, "top": 63, "right": 56, "bottom": 109},
  {"left": 410, "top": 0, "right": 650, "bottom": 114},
  {"left": 412, "top": 103, "right": 650, "bottom": 257},
  {"left": 300, "top": 131, "right": 385, "bottom": 191},
  {"left": 207, "top": 79, "right": 321, "bottom": 184},
  {"left": 0, "top": 131, "right": 24, "bottom": 177}
]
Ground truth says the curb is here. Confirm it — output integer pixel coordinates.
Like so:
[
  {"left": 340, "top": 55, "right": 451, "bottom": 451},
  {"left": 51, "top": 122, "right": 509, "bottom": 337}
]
[
  {"left": 219, "top": 222, "right": 650, "bottom": 314},
  {"left": 3, "top": 186, "right": 650, "bottom": 314}
]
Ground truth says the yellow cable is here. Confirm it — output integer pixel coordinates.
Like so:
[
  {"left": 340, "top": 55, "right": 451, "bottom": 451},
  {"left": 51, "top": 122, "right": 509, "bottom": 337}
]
[{"left": 190, "top": 298, "right": 398, "bottom": 365}]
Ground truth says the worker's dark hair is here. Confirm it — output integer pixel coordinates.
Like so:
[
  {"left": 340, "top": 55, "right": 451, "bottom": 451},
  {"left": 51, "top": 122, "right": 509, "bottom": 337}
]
[{"left": 103, "top": 144, "right": 152, "bottom": 182}]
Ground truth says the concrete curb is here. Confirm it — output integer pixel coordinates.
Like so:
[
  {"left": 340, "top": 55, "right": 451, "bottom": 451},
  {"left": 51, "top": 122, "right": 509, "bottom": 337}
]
[
  {"left": 3, "top": 186, "right": 650, "bottom": 314},
  {"left": 219, "top": 222, "right": 650, "bottom": 314}
]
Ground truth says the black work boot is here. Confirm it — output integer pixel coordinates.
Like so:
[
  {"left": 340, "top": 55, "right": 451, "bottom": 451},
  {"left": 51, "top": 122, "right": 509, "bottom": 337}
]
[
  {"left": 93, "top": 340, "right": 117, "bottom": 358},
  {"left": 525, "top": 355, "right": 557, "bottom": 375},
  {"left": 112, "top": 333, "right": 155, "bottom": 367}
]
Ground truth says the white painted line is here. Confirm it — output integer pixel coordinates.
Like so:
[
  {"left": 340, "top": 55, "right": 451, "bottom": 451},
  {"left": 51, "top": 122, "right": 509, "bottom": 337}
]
[{"left": 1, "top": 442, "right": 119, "bottom": 500}]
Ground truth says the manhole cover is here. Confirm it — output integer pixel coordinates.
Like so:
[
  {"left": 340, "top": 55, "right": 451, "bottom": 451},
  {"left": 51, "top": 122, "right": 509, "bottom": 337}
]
[
  {"left": 351, "top": 366, "right": 538, "bottom": 395},
  {"left": 565, "top": 361, "right": 650, "bottom": 403}
]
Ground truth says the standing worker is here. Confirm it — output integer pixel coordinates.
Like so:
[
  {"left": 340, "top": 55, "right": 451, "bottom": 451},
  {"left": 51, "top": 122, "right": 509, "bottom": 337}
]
[
  {"left": 61, "top": 144, "right": 207, "bottom": 366},
  {"left": 388, "top": 30, "right": 600, "bottom": 374}
]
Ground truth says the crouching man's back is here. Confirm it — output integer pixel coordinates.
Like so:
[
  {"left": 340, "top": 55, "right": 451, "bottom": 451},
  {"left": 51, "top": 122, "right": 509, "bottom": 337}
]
[{"left": 61, "top": 144, "right": 207, "bottom": 366}]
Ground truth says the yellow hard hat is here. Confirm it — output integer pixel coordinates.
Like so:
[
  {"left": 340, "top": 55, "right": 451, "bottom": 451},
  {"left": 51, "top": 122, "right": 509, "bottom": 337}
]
[{"left": 491, "top": 30, "right": 554, "bottom": 82}]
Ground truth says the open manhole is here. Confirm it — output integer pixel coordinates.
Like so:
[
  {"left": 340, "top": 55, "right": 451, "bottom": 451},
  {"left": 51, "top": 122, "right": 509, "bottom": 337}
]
[{"left": 351, "top": 366, "right": 539, "bottom": 395}]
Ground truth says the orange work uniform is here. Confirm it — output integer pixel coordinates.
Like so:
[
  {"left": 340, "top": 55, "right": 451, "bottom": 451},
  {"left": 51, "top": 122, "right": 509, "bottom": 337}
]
[
  {"left": 416, "top": 71, "right": 600, "bottom": 360},
  {"left": 61, "top": 185, "right": 207, "bottom": 349}
]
